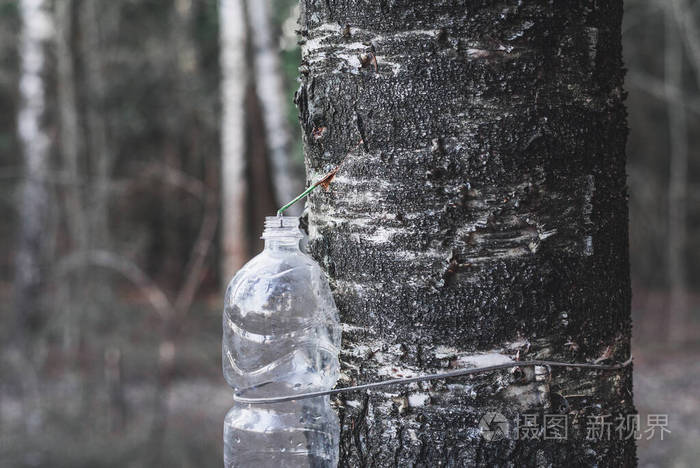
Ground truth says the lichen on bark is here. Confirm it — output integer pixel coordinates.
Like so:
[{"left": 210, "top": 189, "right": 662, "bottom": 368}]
[{"left": 298, "top": 1, "right": 635, "bottom": 466}]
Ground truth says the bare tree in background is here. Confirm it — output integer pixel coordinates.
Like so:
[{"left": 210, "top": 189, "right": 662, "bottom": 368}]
[
  {"left": 665, "top": 0, "right": 689, "bottom": 342},
  {"left": 247, "top": 0, "right": 300, "bottom": 208},
  {"left": 81, "top": 0, "right": 113, "bottom": 251},
  {"left": 174, "top": 0, "right": 199, "bottom": 80},
  {"left": 54, "top": 0, "right": 87, "bottom": 352},
  {"left": 15, "top": 0, "right": 52, "bottom": 337},
  {"left": 55, "top": 0, "right": 84, "bottom": 253},
  {"left": 220, "top": 0, "right": 249, "bottom": 282}
]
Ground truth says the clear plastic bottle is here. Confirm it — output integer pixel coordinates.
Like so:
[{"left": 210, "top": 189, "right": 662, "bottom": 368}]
[{"left": 223, "top": 216, "right": 340, "bottom": 467}]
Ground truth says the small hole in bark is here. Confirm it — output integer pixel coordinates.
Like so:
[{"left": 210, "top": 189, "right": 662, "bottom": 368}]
[
  {"left": 359, "top": 52, "right": 378, "bottom": 71},
  {"left": 431, "top": 137, "right": 444, "bottom": 156},
  {"left": 550, "top": 393, "right": 570, "bottom": 414}
]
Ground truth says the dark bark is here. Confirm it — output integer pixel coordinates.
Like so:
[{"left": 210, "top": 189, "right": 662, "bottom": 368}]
[{"left": 299, "top": 1, "right": 634, "bottom": 466}]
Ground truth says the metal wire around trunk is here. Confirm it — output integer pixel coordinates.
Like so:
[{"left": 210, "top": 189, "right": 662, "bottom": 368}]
[{"left": 232, "top": 357, "right": 633, "bottom": 404}]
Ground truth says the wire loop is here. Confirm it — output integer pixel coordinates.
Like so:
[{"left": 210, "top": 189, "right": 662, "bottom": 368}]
[{"left": 232, "top": 357, "right": 633, "bottom": 404}]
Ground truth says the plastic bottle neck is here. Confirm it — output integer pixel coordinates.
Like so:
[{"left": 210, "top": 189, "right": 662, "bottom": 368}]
[
  {"left": 262, "top": 216, "right": 303, "bottom": 252},
  {"left": 264, "top": 238, "right": 301, "bottom": 251}
]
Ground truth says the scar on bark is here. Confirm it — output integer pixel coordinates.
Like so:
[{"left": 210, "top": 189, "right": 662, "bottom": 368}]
[
  {"left": 442, "top": 249, "right": 470, "bottom": 287},
  {"left": 355, "top": 113, "right": 369, "bottom": 151},
  {"left": 359, "top": 52, "right": 378, "bottom": 72},
  {"left": 312, "top": 125, "right": 327, "bottom": 142},
  {"left": 317, "top": 166, "right": 340, "bottom": 191}
]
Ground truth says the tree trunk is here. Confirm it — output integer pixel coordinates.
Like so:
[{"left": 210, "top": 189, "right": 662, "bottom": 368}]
[
  {"left": 15, "top": 0, "right": 52, "bottom": 335},
  {"left": 246, "top": 0, "right": 301, "bottom": 209},
  {"left": 55, "top": 0, "right": 87, "bottom": 352},
  {"left": 220, "top": 0, "right": 249, "bottom": 282},
  {"left": 665, "top": 0, "right": 688, "bottom": 343},
  {"left": 299, "top": 2, "right": 634, "bottom": 466},
  {"left": 81, "top": 0, "right": 113, "bottom": 250},
  {"left": 55, "top": 0, "right": 85, "bottom": 251}
]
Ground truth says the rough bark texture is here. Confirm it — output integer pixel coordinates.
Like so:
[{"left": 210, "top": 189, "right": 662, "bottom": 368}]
[{"left": 299, "top": 1, "right": 634, "bottom": 466}]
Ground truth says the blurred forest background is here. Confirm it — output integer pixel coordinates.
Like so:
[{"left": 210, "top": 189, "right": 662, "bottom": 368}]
[{"left": 0, "top": 0, "right": 698, "bottom": 466}]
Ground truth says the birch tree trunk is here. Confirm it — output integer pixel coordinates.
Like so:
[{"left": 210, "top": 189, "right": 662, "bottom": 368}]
[
  {"left": 220, "top": 0, "right": 249, "bottom": 282},
  {"left": 15, "top": 0, "right": 52, "bottom": 334},
  {"left": 299, "top": 2, "right": 635, "bottom": 466},
  {"left": 247, "top": 0, "right": 300, "bottom": 208}
]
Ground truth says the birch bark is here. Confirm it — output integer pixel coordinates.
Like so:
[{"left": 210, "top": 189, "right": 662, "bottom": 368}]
[
  {"left": 299, "top": 1, "right": 635, "bottom": 465},
  {"left": 220, "top": 0, "right": 249, "bottom": 282},
  {"left": 15, "top": 0, "right": 52, "bottom": 333},
  {"left": 247, "top": 0, "right": 300, "bottom": 208}
]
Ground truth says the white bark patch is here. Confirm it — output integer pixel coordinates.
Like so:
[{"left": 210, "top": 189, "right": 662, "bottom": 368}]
[
  {"left": 364, "top": 226, "right": 404, "bottom": 244},
  {"left": 303, "top": 22, "right": 342, "bottom": 49},
  {"left": 408, "top": 392, "right": 430, "bottom": 407},
  {"left": 456, "top": 352, "right": 514, "bottom": 368},
  {"left": 302, "top": 24, "right": 366, "bottom": 75},
  {"left": 303, "top": 24, "right": 439, "bottom": 76},
  {"left": 466, "top": 48, "right": 492, "bottom": 58},
  {"left": 390, "top": 29, "right": 440, "bottom": 38},
  {"left": 332, "top": 174, "right": 392, "bottom": 189}
]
